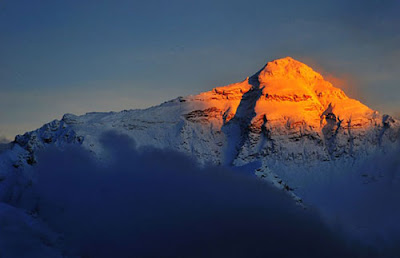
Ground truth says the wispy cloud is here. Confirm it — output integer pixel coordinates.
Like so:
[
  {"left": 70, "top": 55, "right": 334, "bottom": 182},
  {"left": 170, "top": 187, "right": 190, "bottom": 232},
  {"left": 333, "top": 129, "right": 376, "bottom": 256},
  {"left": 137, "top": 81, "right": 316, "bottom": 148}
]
[{"left": 17, "top": 131, "right": 362, "bottom": 257}]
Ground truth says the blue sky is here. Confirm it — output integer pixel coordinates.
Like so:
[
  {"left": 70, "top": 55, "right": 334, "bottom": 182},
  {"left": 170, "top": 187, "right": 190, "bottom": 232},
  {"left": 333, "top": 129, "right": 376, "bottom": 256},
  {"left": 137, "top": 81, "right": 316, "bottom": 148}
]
[{"left": 0, "top": 0, "right": 399, "bottom": 139}]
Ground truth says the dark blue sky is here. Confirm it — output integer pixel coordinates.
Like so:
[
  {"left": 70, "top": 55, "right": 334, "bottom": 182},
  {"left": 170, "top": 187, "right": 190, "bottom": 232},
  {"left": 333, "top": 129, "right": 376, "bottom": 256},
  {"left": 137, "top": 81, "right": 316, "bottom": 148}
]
[{"left": 1, "top": 0, "right": 399, "bottom": 139}]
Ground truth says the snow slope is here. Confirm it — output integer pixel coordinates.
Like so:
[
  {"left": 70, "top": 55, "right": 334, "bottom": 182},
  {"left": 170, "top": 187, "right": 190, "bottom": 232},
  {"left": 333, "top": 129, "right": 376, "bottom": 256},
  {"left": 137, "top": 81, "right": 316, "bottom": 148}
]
[{"left": 0, "top": 203, "right": 62, "bottom": 257}]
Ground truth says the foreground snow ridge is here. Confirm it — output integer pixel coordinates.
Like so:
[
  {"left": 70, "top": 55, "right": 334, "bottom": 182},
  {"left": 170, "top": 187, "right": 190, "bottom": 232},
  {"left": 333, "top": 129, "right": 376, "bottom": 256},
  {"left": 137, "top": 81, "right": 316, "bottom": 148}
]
[{"left": 1, "top": 57, "right": 399, "bottom": 203}]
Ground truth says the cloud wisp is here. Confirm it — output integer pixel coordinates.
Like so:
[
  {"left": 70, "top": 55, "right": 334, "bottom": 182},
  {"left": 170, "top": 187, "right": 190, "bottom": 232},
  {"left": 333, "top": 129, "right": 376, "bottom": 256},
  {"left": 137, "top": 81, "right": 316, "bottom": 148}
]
[{"left": 25, "top": 131, "right": 364, "bottom": 257}]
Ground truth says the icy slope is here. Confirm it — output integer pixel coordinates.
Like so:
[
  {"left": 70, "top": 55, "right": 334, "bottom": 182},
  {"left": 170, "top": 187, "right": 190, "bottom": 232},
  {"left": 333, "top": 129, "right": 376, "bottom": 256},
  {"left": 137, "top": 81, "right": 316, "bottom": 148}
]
[{"left": 0, "top": 57, "right": 399, "bottom": 203}]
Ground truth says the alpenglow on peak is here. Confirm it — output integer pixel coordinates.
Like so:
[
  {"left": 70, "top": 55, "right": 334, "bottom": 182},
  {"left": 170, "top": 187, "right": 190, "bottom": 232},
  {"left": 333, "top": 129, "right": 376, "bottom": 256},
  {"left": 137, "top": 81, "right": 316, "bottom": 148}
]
[{"left": 193, "top": 56, "right": 375, "bottom": 129}]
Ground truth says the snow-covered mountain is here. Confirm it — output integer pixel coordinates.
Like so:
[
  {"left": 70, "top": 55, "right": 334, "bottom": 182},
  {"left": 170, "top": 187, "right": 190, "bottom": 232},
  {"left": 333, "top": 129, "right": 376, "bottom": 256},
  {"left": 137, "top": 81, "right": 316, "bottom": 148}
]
[
  {"left": 1, "top": 57, "right": 399, "bottom": 203},
  {"left": 1, "top": 57, "right": 399, "bottom": 256}
]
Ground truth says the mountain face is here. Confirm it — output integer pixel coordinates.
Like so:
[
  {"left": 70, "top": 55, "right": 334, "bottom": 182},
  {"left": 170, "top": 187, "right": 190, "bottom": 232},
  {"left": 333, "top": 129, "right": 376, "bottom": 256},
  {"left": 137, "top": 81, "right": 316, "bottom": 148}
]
[{"left": 1, "top": 57, "right": 399, "bottom": 203}]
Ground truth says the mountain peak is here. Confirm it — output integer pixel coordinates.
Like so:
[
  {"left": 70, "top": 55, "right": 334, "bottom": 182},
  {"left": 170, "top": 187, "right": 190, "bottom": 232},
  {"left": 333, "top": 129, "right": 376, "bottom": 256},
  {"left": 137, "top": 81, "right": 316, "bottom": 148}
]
[
  {"left": 251, "top": 57, "right": 375, "bottom": 128},
  {"left": 194, "top": 57, "right": 376, "bottom": 129},
  {"left": 258, "top": 57, "right": 323, "bottom": 86}
]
